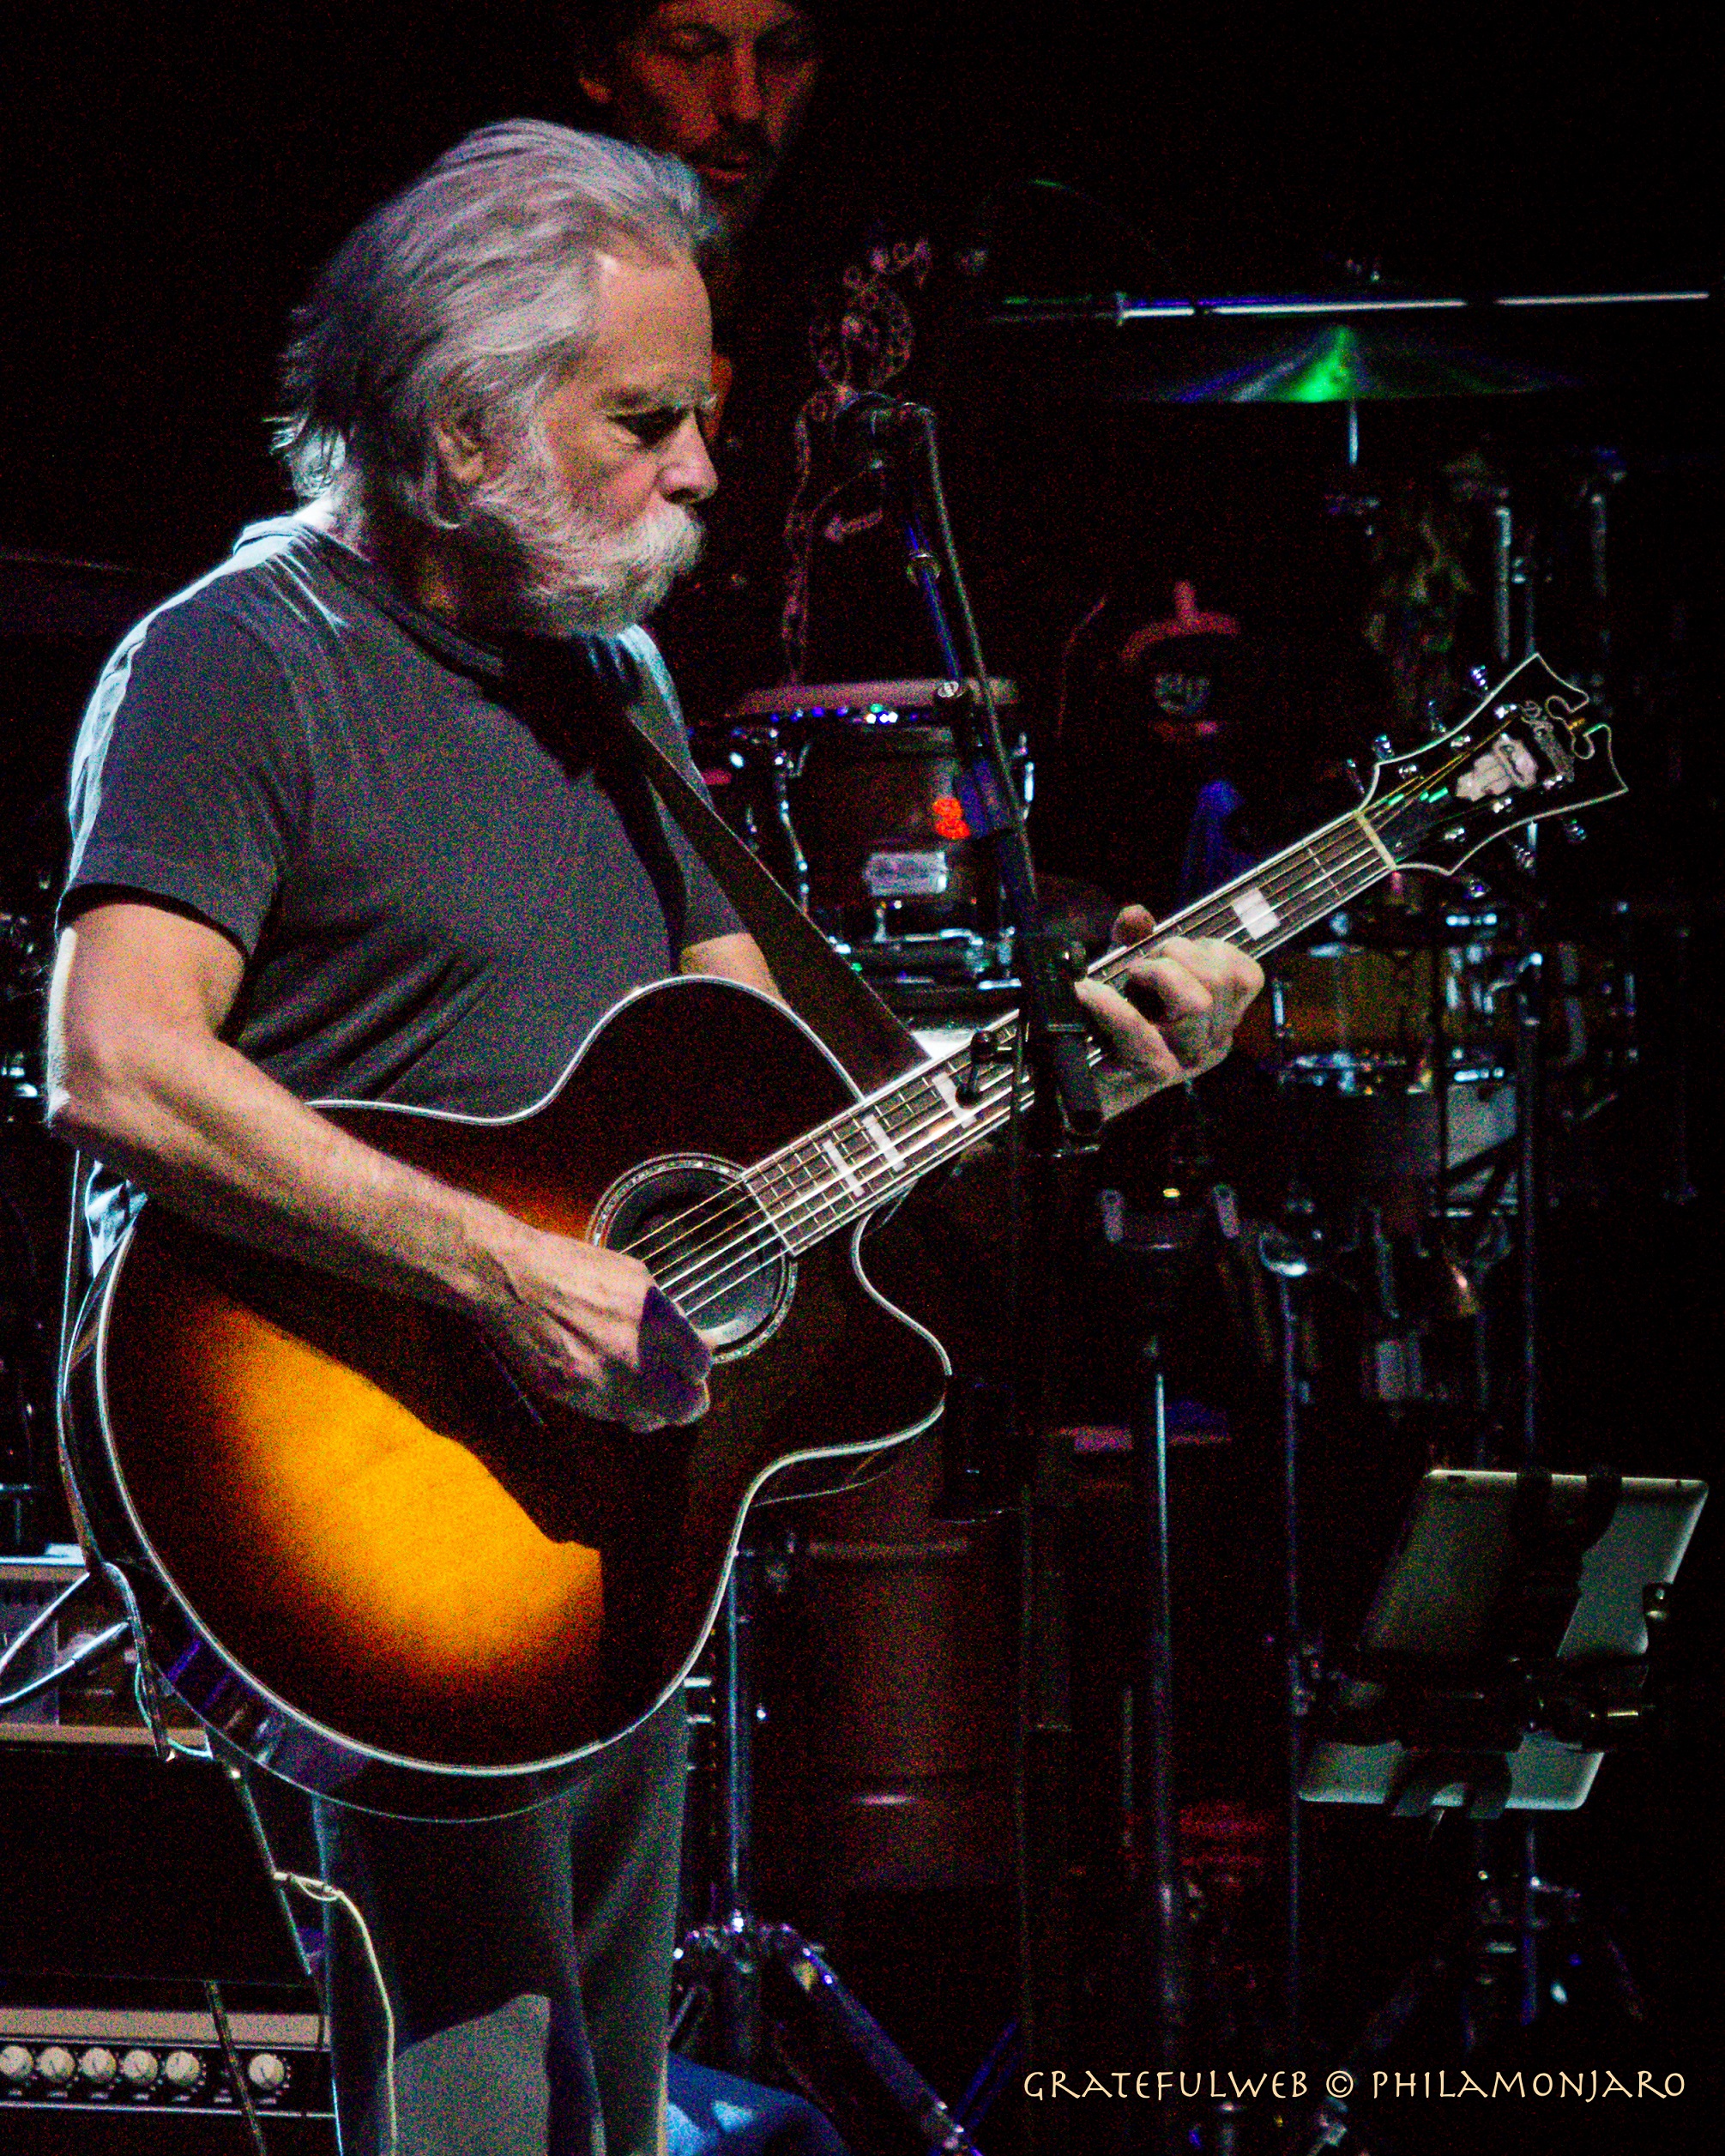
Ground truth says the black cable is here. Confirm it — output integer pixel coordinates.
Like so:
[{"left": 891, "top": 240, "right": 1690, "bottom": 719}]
[{"left": 911, "top": 408, "right": 1012, "bottom": 767}]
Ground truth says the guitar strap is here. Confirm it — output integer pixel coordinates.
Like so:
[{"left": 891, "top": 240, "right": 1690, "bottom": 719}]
[
  {"left": 295, "top": 534, "right": 926, "bottom": 1095},
  {"left": 600, "top": 643, "right": 929, "bottom": 1096}
]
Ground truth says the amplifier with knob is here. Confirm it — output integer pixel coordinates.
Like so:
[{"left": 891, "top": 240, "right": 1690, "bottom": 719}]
[{"left": 0, "top": 2002, "right": 331, "bottom": 2117}]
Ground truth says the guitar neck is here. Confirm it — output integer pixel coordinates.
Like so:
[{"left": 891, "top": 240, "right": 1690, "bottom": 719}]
[
  {"left": 1087, "top": 803, "right": 1395, "bottom": 986},
  {"left": 738, "top": 804, "right": 1395, "bottom": 1260}
]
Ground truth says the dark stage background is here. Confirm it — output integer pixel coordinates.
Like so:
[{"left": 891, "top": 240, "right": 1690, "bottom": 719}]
[
  {"left": 2, "top": 6, "right": 1719, "bottom": 2152},
  {"left": 2, "top": 2, "right": 1716, "bottom": 574}
]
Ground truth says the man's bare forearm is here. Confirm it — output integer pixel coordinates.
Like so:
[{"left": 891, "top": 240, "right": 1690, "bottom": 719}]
[
  {"left": 48, "top": 987, "right": 531, "bottom": 1315},
  {"left": 45, "top": 902, "right": 715, "bottom": 1428}
]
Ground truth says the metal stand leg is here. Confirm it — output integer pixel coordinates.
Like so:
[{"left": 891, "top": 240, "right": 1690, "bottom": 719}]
[
  {"left": 1129, "top": 1334, "right": 1188, "bottom": 2079},
  {"left": 674, "top": 1545, "right": 986, "bottom": 2153},
  {"left": 1259, "top": 1234, "right": 1313, "bottom": 2064}
]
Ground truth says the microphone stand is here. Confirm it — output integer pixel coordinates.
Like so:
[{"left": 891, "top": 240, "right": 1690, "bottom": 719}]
[
  {"left": 839, "top": 398, "right": 1102, "bottom": 1157},
  {"left": 838, "top": 395, "right": 1103, "bottom": 2149}
]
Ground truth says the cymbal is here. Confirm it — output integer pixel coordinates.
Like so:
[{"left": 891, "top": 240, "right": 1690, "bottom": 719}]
[
  {"left": 1158, "top": 324, "right": 1569, "bottom": 404},
  {"left": 986, "top": 287, "right": 1711, "bottom": 405},
  {"left": 0, "top": 547, "right": 154, "bottom": 638},
  {"left": 727, "top": 678, "right": 1019, "bottom": 722}
]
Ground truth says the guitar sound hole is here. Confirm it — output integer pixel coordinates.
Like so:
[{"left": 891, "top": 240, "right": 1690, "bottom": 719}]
[{"left": 595, "top": 1156, "right": 794, "bottom": 1357}]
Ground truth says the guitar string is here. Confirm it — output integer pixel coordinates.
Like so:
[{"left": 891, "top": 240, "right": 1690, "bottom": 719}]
[
  {"left": 648, "top": 835, "right": 1475, "bottom": 1317},
  {"left": 620, "top": 807, "right": 1396, "bottom": 1292},
  {"left": 629, "top": 818, "right": 1399, "bottom": 1314},
  {"left": 644, "top": 857, "right": 1390, "bottom": 1320},
  {"left": 625, "top": 806, "right": 1428, "bottom": 1304},
  {"left": 623, "top": 717, "right": 1563, "bottom": 1312},
  {"left": 640, "top": 801, "right": 1402, "bottom": 1267},
  {"left": 631, "top": 814, "right": 1420, "bottom": 1313}
]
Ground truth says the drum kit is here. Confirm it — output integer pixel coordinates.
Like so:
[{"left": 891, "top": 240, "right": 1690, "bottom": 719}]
[{"left": 666, "top": 284, "right": 1712, "bottom": 2140}]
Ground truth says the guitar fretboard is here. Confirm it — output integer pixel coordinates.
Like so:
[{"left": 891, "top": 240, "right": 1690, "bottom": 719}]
[
  {"left": 741, "top": 803, "right": 1396, "bottom": 1260},
  {"left": 619, "top": 650, "right": 1609, "bottom": 1339}
]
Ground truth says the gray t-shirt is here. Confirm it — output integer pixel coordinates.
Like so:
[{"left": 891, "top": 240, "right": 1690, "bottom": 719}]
[{"left": 62, "top": 517, "right": 740, "bottom": 1258}]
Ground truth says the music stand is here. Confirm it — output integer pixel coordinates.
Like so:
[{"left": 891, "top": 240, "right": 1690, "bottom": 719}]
[{"left": 1300, "top": 1469, "right": 1707, "bottom": 1819}]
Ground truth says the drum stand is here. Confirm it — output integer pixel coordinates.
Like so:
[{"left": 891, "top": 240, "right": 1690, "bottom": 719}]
[
  {"left": 0, "top": 1158, "right": 52, "bottom": 1556},
  {"left": 1094, "top": 1195, "right": 1246, "bottom": 2152},
  {"left": 1281, "top": 866, "right": 1659, "bottom": 2156},
  {"left": 1258, "top": 1228, "right": 1320, "bottom": 2071},
  {"left": 673, "top": 1545, "right": 986, "bottom": 2155}
]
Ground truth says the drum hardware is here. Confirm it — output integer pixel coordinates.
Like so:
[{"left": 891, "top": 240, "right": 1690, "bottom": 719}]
[
  {"left": 1322, "top": 1202, "right": 1488, "bottom": 1412},
  {"left": 835, "top": 923, "right": 1013, "bottom": 978},
  {"left": 1285, "top": 838, "right": 1629, "bottom": 2099},
  {"left": 754, "top": 728, "right": 813, "bottom": 916},
  {"left": 1285, "top": 1472, "right": 1704, "bottom": 2156},
  {"left": 698, "top": 722, "right": 814, "bottom": 914},
  {"left": 1251, "top": 855, "right": 1595, "bottom": 2053},
  {"left": 1258, "top": 878, "right": 1636, "bottom": 1421},
  {"left": 701, "top": 682, "right": 1028, "bottom": 947},
  {"left": 1089, "top": 1192, "right": 1254, "bottom": 2090},
  {"left": 1255, "top": 866, "right": 1638, "bottom": 1241},
  {"left": 1019, "top": 1138, "right": 1284, "bottom": 2133},
  {"left": 1255, "top": 1223, "right": 1318, "bottom": 2066},
  {"left": 673, "top": 1545, "right": 987, "bottom": 2153}
]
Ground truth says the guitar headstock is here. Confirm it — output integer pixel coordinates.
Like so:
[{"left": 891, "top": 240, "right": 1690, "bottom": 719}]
[{"left": 1361, "top": 654, "right": 1625, "bottom": 876}]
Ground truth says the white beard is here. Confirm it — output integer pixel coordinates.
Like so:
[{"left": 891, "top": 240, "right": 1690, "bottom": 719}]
[{"left": 459, "top": 438, "right": 704, "bottom": 639}]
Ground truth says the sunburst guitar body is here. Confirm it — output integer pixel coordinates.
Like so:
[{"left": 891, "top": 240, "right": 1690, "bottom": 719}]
[{"left": 61, "top": 981, "right": 947, "bottom": 1816}]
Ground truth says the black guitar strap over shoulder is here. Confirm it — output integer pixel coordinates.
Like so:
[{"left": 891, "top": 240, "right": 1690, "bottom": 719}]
[{"left": 599, "top": 643, "right": 928, "bottom": 1096}]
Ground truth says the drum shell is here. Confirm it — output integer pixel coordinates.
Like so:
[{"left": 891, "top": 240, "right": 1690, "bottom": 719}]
[
  {"left": 1242, "top": 905, "right": 1635, "bottom": 1084},
  {"left": 794, "top": 723, "right": 994, "bottom": 936},
  {"left": 752, "top": 1430, "right": 1017, "bottom": 1924}
]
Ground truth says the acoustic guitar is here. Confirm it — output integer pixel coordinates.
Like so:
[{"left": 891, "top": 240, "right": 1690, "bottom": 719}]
[{"left": 59, "top": 655, "right": 1623, "bottom": 1817}]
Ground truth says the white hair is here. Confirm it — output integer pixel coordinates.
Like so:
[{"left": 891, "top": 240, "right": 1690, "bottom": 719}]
[
  {"left": 276, "top": 121, "right": 715, "bottom": 527},
  {"left": 461, "top": 429, "right": 706, "bottom": 637}
]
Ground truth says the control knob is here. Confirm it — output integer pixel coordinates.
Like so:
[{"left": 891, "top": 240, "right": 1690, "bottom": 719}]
[
  {"left": 0, "top": 2044, "right": 34, "bottom": 2085},
  {"left": 163, "top": 2049, "right": 203, "bottom": 2089},
  {"left": 119, "top": 2048, "right": 160, "bottom": 2087},
  {"left": 247, "top": 2051, "right": 290, "bottom": 2093},
  {"left": 79, "top": 2046, "right": 119, "bottom": 2085},
  {"left": 36, "top": 2045, "right": 76, "bottom": 2087}
]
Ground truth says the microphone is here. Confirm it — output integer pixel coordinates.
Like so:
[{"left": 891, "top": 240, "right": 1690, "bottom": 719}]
[{"left": 826, "top": 390, "right": 929, "bottom": 476}]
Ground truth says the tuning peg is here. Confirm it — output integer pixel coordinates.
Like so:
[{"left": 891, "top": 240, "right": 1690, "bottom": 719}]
[
  {"left": 1559, "top": 819, "right": 1587, "bottom": 844},
  {"left": 1371, "top": 734, "right": 1396, "bottom": 759},
  {"left": 1468, "top": 665, "right": 1493, "bottom": 693},
  {"left": 1340, "top": 758, "right": 1367, "bottom": 798},
  {"left": 1509, "top": 838, "right": 1536, "bottom": 872}
]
